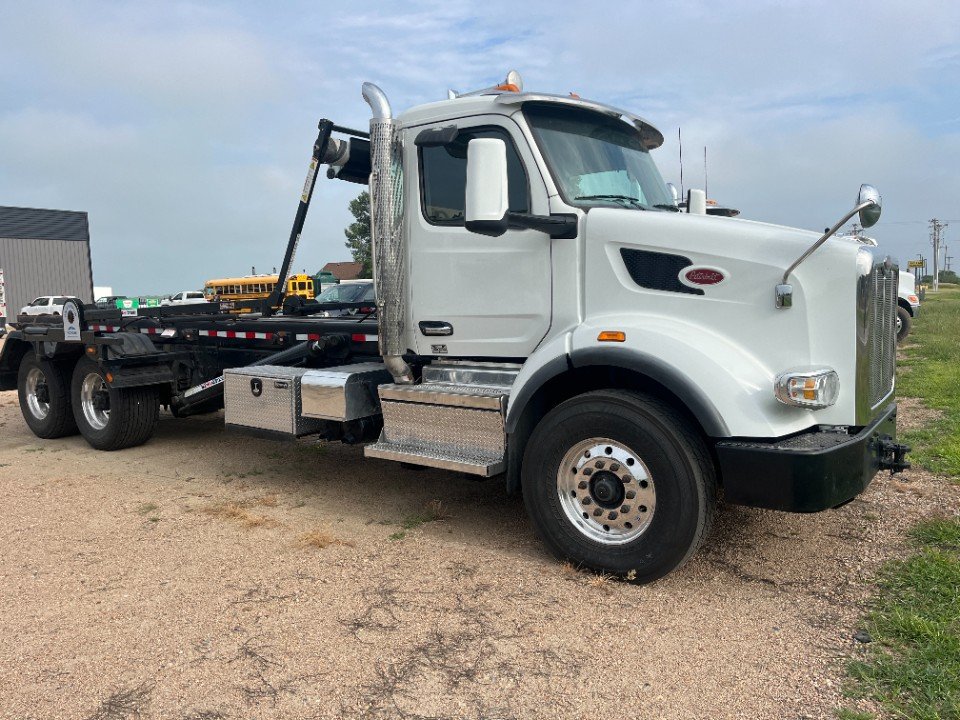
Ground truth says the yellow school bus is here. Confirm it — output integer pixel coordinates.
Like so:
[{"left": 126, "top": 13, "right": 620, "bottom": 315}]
[{"left": 203, "top": 273, "right": 316, "bottom": 302}]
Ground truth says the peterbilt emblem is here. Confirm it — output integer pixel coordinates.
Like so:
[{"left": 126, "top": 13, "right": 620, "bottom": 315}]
[
  {"left": 250, "top": 378, "right": 263, "bottom": 397},
  {"left": 681, "top": 267, "right": 726, "bottom": 286}
]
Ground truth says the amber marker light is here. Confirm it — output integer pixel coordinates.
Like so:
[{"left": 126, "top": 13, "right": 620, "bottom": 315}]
[{"left": 597, "top": 331, "right": 626, "bottom": 342}]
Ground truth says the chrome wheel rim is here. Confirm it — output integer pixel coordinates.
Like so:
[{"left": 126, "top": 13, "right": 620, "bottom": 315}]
[
  {"left": 25, "top": 367, "right": 50, "bottom": 420},
  {"left": 896, "top": 315, "right": 903, "bottom": 333},
  {"left": 80, "top": 372, "right": 110, "bottom": 430},
  {"left": 557, "top": 437, "right": 656, "bottom": 545}
]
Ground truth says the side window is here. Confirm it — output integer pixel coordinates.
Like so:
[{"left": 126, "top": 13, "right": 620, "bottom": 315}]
[{"left": 420, "top": 127, "right": 529, "bottom": 225}]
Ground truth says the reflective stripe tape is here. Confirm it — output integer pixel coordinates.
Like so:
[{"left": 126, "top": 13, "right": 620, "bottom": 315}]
[
  {"left": 197, "top": 329, "right": 273, "bottom": 340},
  {"left": 90, "top": 324, "right": 120, "bottom": 332},
  {"left": 295, "top": 333, "right": 322, "bottom": 341},
  {"left": 351, "top": 333, "right": 379, "bottom": 343}
]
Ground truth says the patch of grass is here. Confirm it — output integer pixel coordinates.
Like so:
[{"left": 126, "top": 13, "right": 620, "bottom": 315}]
[
  {"left": 835, "top": 709, "right": 873, "bottom": 720},
  {"left": 24, "top": 447, "right": 44, "bottom": 453},
  {"left": 296, "top": 529, "right": 354, "bottom": 550},
  {"left": 910, "top": 516, "right": 960, "bottom": 549},
  {"left": 201, "top": 501, "right": 276, "bottom": 529},
  {"left": 389, "top": 530, "right": 406, "bottom": 541},
  {"left": 897, "top": 287, "right": 960, "bottom": 477},
  {"left": 137, "top": 502, "right": 159, "bottom": 515},
  {"left": 845, "top": 518, "right": 960, "bottom": 720},
  {"left": 400, "top": 499, "right": 450, "bottom": 530}
]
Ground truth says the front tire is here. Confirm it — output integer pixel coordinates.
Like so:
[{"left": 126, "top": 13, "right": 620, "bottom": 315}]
[
  {"left": 71, "top": 357, "right": 159, "bottom": 450},
  {"left": 522, "top": 390, "right": 716, "bottom": 583},
  {"left": 896, "top": 306, "right": 912, "bottom": 344},
  {"left": 17, "top": 351, "right": 78, "bottom": 438}
]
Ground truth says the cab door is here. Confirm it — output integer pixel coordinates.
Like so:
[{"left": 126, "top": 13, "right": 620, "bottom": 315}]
[{"left": 406, "top": 115, "right": 552, "bottom": 358}]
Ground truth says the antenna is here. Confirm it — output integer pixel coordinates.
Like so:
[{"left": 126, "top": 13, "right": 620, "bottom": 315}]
[
  {"left": 704, "top": 146, "right": 708, "bottom": 199},
  {"left": 678, "top": 128, "right": 684, "bottom": 198}
]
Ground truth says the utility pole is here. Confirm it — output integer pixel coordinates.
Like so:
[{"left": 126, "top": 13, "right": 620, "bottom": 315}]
[
  {"left": 851, "top": 223, "right": 862, "bottom": 239},
  {"left": 930, "top": 218, "right": 948, "bottom": 291}
]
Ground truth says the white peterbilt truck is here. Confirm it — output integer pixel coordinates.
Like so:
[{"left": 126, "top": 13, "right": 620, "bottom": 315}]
[{"left": 0, "top": 72, "right": 909, "bottom": 582}]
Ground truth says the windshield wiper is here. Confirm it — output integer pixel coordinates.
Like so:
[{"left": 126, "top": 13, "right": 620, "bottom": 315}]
[
  {"left": 575, "top": 194, "right": 651, "bottom": 210},
  {"left": 653, "top": 203, "right": 680, "bottom": 212}
]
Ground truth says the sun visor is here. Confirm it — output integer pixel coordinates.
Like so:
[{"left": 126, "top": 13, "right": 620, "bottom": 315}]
[{"left": 495, "top": 92, "right": 664, "bottom": 149}]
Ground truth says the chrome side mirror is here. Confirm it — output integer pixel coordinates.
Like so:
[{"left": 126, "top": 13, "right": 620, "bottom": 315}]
[
  {"left": 464, "top": 138, "right": 509, "bottom": 237},
  {"left": 857, "top": 184, "right": 882, "bottom": 228}
]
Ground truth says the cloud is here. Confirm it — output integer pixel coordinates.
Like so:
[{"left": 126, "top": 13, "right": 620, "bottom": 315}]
[{"left": 0, "top": 0, "right": 958, "bottom": 292}]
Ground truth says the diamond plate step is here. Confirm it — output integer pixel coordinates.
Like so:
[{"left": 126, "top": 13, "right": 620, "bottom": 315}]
[
  {"left": 365, "top": 440, "right": 504, "bottom": 476},
  {"left": 378, "top": 381, "right": 506, "bottom": 410}
]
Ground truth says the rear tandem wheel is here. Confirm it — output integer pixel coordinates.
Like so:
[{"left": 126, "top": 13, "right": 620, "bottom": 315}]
[
  {"left": 16, "top": 351, "right": 78, "bottom": 439},
  {"left": 70, "top": 357, "right": 160, "bottom": 451}
]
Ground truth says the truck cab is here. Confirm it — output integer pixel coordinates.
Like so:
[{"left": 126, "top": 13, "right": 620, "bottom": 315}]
[{"left": 353, "top": 75, "right": 906, "bottom": 579}]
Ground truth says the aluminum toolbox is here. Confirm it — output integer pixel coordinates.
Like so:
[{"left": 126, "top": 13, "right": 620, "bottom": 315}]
[{"left": 224, "top": 365, "right": 325, "bottom": 436}]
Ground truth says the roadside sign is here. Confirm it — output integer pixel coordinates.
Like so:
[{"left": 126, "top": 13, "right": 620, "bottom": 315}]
[
  {"left": 907, "top": 260, "right": 925, "bottom": 268},
  {"left": 117, "top": 297, "right": 140, "bottom": 316}
]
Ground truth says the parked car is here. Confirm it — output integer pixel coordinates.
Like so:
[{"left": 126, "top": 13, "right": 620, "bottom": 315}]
[
  {"left": 19, "top": 296, "right": 70, "bottom": 317},
  {"left": 313, "top": 280, "right": 375, "bottom": 317},
  {"left": 161, "top": 291, "right": 208, "bottom": 306},
  {"left": 897, "top": 271, "right": 921, "bottom": 344},
  {"left": 95, "top": 295, "right": 128, "bottom": 308}
]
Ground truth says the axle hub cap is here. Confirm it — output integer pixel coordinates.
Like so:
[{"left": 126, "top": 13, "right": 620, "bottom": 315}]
[
  {"left": 25, "top": 367, "right": 51, "bottom": 420},
  {"left": 557, "top": 438, "right": 656, "bottom": 545},
  {"left": 80, "top": 373, "right": 110, "bottom": 430}
]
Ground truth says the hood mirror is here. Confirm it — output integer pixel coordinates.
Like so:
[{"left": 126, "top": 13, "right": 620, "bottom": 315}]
[
  {"left": 776, "top": 183, "right": 883, "bottom": 309},
  {"left": 857, "top": 184, "right": 882, "bottom": 228}
]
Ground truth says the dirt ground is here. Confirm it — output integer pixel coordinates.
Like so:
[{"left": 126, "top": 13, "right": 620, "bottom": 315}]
[{"left": 0, "top": 390, "right": 957, "bottom": 720}]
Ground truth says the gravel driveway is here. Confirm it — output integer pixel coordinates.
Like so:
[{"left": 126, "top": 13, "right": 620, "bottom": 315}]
[{"left": 0, "top": 391, "right": 956, "bottom": 720}]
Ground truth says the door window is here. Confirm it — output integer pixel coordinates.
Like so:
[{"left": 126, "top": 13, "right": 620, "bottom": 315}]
[{"left": 420, "top": 127, "right": 529, "bottom": 225}]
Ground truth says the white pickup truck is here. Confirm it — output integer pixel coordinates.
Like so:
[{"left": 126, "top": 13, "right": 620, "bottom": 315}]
[{"left": 897, "top": 271, "right": 920, "bottom": 343}]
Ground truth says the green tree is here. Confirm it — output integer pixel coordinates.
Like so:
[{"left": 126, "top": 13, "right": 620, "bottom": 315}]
[{"left": 344, "top": 191, "right": 372, "bottom": 278}]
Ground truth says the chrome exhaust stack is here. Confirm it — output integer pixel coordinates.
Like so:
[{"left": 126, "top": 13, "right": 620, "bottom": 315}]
[{"left": 362, "top": 82, "right": 414, "bottom": 384}]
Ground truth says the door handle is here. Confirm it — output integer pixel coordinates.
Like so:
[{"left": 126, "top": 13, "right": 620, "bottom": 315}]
[{"left": 419, "top": 321, "right": 453, "bottom": 336}]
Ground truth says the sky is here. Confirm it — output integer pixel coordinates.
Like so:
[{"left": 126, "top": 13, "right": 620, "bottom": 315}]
[{"left": 1, "top": 0, "right": 959, "bottom": 294}]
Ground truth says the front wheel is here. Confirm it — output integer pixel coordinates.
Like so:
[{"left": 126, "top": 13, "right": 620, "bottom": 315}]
[
  {"left": 17, "top": 351, "right": 78, "bottom": 438},
  {"left": 522, "top": 390, "right": 716, "bottom": 583},
  {"left": 896, "top": 306, "right": 912, "bottom": 344},
  {"left": 71, "top": 357, "right": 159, "bottom": 450}
]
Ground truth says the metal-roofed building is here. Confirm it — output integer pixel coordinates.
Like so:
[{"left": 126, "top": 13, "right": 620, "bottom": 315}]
[{"left": 0, "top": 206, "right": 94, "bottom": 323}]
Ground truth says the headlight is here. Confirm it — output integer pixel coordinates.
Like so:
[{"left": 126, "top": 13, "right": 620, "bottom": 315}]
[{"left": 774, "top": 367, "right": 839, "bottom": 409}]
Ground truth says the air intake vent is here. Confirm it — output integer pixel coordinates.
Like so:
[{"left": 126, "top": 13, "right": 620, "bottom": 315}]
[{"left": 620, "top": 248, "right": 703, "bottom": 295}]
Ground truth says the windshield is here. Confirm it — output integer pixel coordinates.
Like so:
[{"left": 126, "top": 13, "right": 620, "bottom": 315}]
[
  {"left": 523, "top": 103, "right": 674, "bottom": 211},
  {"left": 315, "top": 283, "right": 371, "bottom": 303}
]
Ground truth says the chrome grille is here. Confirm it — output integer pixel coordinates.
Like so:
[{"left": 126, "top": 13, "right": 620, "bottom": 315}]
[
  {"left": 869, "top": 265, "right": 897, "bottom": 405},
  {"left": 855, "top": 251, "right": 896, "bottom": 422}
]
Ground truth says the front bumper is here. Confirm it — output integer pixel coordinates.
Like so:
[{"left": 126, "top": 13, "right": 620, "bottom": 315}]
[{"left": 714, "top": 403, "right": 901, "bottom": 512}]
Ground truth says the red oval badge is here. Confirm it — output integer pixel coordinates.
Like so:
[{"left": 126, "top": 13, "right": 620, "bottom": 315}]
[{"left": 684, "top": 268, "right": 725, "bottom": 286}]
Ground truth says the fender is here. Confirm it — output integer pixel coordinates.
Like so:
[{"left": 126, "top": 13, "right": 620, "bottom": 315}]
[
  {"left": 504, "top": 343, "right": 729, "bottom": 437},
  {"left": 569, "top": 345, "right": 729, "bottom": 437}
]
